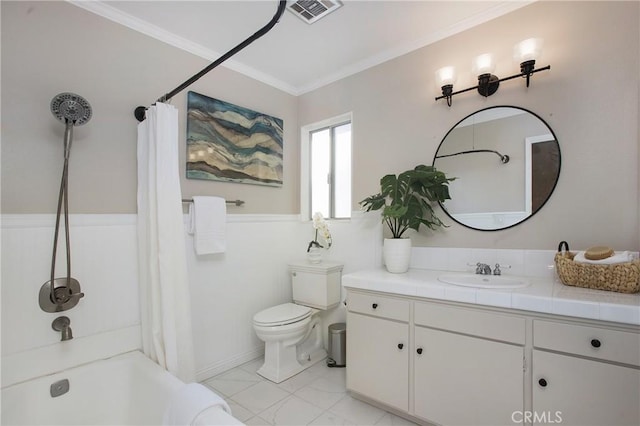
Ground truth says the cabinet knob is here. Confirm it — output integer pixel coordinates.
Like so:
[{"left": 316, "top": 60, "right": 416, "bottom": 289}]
[
  {"left": 397, "top": 343, "right": 404, "bottom": 350},
  {"left": 591, "top": 339, "right": 601, "bottom": 348},
  {"left": 538, "top": 378, "right": 548, "bottom": 387},
  {"left": 416, "top": 348, "right": 423, "bottom": 355},
  {"left": 372, "top": 303, "right": 378, "bottom": 309}
]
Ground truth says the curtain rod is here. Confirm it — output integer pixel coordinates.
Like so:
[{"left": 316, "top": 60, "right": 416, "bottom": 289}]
[
  {"left": 134, "top": 0, "right": 287, "bottom": 122},
  {"left": 435, "top": 149, "right": 510, "bottom": 164}
]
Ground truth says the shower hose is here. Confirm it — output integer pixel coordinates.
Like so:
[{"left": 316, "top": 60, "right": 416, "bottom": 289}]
[{"left": 49, "top": 122, "right": 73, "bottom": 305}]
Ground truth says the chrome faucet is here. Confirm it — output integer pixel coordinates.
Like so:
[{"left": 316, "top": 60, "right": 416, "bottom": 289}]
[
  {"left": 493, "top": 263, "right": 502, "bottom": 275},
  {"left": 475, "top": 263, "right": 492, "bottom": 275}
]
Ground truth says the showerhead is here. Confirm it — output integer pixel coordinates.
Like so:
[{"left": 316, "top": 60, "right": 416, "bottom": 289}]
[{"left": 51, "top": 92, "right": 92, "bottom": 126}]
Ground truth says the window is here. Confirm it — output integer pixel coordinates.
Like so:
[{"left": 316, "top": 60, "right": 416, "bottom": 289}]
[{"left": 301, "top": 114, "right": 352, "bottom": 220}]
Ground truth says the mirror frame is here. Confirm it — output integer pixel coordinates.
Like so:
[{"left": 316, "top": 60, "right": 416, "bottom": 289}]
[{"left": 432, "top": 105, "right": 561, "bottom": 232}]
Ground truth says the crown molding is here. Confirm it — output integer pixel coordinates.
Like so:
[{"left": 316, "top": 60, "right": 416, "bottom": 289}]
[
  {"left": 68, "top": 0, "right": 533, "bottom": 97},
  {"left": 67, "top": 0, "right": 300, "bottom": 96},
  {"left": 296, "top": 1, "right": 535, "bottom": 94}
]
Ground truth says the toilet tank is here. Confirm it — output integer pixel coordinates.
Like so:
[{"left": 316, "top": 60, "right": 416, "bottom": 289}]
[{"left": 289, "top": 262, "right": 344, "bottom": 310}]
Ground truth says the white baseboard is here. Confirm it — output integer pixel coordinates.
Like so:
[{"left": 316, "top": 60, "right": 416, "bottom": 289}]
[{"left": 195, "top": 346, "right": 264, "bottom": 382}]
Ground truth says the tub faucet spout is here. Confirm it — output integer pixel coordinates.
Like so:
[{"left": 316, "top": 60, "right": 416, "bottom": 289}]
[{"left": 52, "top": 316, "right": 73, "bottom": 341}]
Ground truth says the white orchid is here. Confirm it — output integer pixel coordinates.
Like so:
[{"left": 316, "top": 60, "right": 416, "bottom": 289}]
[{"left": 307, "top": 212, "right": 332, "bottom": 252}]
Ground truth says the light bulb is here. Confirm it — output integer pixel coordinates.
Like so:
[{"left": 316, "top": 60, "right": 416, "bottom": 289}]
[
  {"left": 435, "top": 66, "right": 457, "bottom": 87},
  {"left": 472, "top": 53, "right": 495, "bottom": 76},
  {"left": 514, "top": 38, "right": 543, "bottom": 63}
]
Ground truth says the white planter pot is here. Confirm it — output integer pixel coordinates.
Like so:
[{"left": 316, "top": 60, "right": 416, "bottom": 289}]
[
  {"left": 383, "top": 238, "right": 411, "bottom": 273},
  {"left": 307, "top": 246, "right": 323, "bottom": 264}
]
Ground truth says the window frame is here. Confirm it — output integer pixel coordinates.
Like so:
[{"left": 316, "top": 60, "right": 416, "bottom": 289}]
[{"left": 300, "top": 112, "right": 353, "bottom": 221}]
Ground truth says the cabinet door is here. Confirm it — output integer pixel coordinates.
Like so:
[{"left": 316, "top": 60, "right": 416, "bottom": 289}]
[
  {"left": 346, "top": 311, "right": 409, "bottom": 412},
  {"left": 533, "top": 350, "right": 640, "bottom": 426},
  {"left": 414, "top": 326, "right": 524, "bottom": 425}
]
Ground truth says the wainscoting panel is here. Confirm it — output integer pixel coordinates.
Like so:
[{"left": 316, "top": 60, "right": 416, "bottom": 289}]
[
  {"left": 2, "top": 212, "right": 382, "bottom": 385},
  {"left": 186, "top": 211, "right": 382, "bottom": 381},
  {"left": 1, "top": 214, "right": 141, "bottom": 386}
]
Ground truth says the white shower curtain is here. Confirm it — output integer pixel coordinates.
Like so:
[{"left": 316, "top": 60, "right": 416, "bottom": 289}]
[{"left": 137, "top": 102, "right": 195, "bottom": 383}]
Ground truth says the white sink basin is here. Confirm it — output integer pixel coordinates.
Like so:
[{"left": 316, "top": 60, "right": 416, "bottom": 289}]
[{"left": 438, "top": 273, "right": 529, "bottom": 289}]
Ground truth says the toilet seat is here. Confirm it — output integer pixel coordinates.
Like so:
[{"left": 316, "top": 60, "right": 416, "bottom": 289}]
[{"left": 253, "top": 303, "right": 312, "bottom": 327}]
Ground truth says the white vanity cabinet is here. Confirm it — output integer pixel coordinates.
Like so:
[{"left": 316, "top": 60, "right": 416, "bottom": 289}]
[
  {"left": 413, "top": 302, "right": 525, "bottom": 425},
  {"left": 532, "top": 320, "right": 640, "bottom": 426},
  {"left": 346, "top": 291, "right": 410, "bottom": 412},
  {"left": 345, "top": 286, "right": 640, "bottom": 426}
]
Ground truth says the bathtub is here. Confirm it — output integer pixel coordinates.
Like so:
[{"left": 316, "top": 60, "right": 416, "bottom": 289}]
[{"left": 1, "top": 350, "right": 242, "bottom": 425}]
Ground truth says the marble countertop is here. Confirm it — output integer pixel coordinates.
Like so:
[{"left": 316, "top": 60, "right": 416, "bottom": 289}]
[{"left": 342, "top": 268, "right": 640, "bottom": 326}]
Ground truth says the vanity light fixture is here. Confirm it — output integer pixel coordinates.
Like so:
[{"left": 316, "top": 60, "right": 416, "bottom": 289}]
[
  {"left": 435, "top": 66, "right": 457, "bottom": 106},
  {"left": 435, "top": 38, "right": 550, "bottom": 106},
  {"left": 472, "top": 53, "right": 500, "bottom": 97},
  {"left": 514, "top": 38, "right": 544, "bottom": 87}
]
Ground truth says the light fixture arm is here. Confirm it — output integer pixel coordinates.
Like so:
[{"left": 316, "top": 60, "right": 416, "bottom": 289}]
[
  {"left": 520, "top": 59, "right": 537, "bottom": 87},
  {"left": 435, "top": 64, "right": 551, "bottom": 104},
  {"left": 499, "top": 64, "right": 550, "bottom": 87}
]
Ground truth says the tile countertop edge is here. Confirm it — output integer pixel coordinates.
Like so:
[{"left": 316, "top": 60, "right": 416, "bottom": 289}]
[{"left": 342, "top": 268, "right": 640, "bottom": 326}]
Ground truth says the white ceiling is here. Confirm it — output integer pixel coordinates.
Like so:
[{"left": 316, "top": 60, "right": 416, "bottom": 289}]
[{"left": 72, "top": 1, "right": 532, "bottom": 96}]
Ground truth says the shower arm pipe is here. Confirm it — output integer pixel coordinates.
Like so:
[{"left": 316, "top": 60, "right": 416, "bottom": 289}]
[
  {"left": 435, "top": 149, "right": 510, "bottom": 164},
  {"left": 134, "top": 0, "right": 287, "bottom": 122}
]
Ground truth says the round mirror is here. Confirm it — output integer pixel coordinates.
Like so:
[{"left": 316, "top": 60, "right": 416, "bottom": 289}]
[{"left": 433, "top": 106, "right": 560, "bottom": 231}]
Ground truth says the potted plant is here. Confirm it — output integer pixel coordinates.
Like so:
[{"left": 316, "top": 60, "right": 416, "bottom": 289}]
[
  {"left": 306, "top": 212, "right": 332, "bottom": 263},
  {"left": 360, "top": 164, "right": 454, "bottom": 273}
]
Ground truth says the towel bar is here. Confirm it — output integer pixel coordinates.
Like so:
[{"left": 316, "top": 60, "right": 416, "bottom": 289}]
[{"left": 182, "top": 198, "right": 244, "bottom": 206}]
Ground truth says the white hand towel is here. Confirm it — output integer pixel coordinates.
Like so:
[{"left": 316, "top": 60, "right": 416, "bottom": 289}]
[
  {"left": 574, "top": 251, "right": 633, "bottom": 264},
  {"left": 162, "top": 383, "right": 231, "bottom": 426},
  {"left": 189, "top": 196, "right": 226, "bottom": 255}
]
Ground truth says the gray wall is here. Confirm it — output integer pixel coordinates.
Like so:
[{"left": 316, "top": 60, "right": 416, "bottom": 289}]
[
  {"left": 2, "top": 1, "right": 639, "bottom": 251},
  {"left": 298, "top": 1, "right": 640, "bottom": 250},
  {"left": 1, "top": 1, "right": 299, "bottom": 215}
]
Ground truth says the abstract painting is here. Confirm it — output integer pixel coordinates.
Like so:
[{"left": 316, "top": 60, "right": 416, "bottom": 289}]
[{"left": 186, "top": 91, "right": 283, "bottom": 187}]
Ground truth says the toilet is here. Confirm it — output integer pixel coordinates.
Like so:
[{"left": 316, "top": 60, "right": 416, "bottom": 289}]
[{"left": 252, "top": 261, "right": 343, "bottom": 383}]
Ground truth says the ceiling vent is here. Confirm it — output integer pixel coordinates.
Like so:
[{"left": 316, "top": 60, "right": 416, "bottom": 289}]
[{"left": 287, "top": 0, "right": 343, "bottom": 24}]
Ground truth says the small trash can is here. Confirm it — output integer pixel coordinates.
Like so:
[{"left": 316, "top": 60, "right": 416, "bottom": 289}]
[{"left": 327, "top": 322, "right": 346, "bottom": 367}]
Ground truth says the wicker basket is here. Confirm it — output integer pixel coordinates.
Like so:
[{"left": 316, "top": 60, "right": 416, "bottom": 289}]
[{"left": 555, "top": 242, "right": 640, "bottom": 294}]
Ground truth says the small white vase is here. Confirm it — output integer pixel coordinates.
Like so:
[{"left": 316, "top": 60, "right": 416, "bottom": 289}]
[
  {"left": 307, "top": 246, "right": 323, "bottom": 264},
  {"left": 383, "top": 238, "right": 411, "bottom": 273}
]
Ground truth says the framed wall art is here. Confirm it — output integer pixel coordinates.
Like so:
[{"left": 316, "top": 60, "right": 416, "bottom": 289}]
[{"left": 186, "top": 91, "right": 283, "bottom": 187}]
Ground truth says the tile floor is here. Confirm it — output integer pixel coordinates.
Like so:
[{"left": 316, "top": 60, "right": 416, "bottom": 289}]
[{"left": 202, "top": 357, "right": 418, "bottom": 425}]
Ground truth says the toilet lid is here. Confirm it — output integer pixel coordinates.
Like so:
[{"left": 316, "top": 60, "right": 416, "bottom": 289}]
[{"left": 253, "top": 303, "right": 312, "bottom": 326}]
